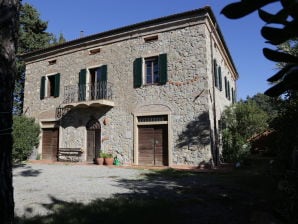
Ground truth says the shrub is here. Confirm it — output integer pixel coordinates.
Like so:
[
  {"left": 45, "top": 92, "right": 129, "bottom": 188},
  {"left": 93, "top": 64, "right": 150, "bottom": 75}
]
[
  {"left": 12, "top": 115, "right": 40, "bottom": 163},
  {"left": 221, "top": 101, "right": 268, "bottom": 163}
]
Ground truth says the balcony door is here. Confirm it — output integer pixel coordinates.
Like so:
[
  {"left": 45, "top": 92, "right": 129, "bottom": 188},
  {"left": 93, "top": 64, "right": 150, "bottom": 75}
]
[{"left": 89, "top": 66, "right": 107, "bottom": 100}]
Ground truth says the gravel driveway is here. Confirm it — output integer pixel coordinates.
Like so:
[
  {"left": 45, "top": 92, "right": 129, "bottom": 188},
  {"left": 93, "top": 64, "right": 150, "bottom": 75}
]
[{"left": 13, "top": 163, "right": 151, "bottom": 217}]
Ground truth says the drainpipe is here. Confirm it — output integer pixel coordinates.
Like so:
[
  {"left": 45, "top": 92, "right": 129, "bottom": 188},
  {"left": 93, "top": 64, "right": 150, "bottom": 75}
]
[{"left": 209, "top": 23, "right": 219, "bottom": 167}]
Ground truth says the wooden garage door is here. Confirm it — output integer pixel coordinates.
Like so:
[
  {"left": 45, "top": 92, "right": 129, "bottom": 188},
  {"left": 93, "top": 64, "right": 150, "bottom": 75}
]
[
  {"left": 42, "top": 129, "right": 59, "bottom": 161},
  {"left": 138, "top": 125, "right": 168, "bottom": 166}
]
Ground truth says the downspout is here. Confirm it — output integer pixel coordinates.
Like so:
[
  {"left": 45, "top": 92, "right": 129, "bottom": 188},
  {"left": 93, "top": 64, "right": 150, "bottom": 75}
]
[{"left": 209, "top": 23, "right": 219, "bottom": 166}]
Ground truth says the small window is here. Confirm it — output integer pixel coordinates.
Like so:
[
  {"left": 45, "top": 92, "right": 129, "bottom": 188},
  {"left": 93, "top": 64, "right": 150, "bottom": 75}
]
[
  {"left": 144, "top": 35, "right": 158, "bottom": 43},
  {"left": 138, "top": 115, "right": 168, "bottom": 122},
  {"left": 145, "top": 56, "right": 159, "bottom": 84},
  {"left": 89, "top": 47, "right": 101, "bottom": 55},
  {"left": 48, "top": 59, "right": 57, "bottom": 65}
]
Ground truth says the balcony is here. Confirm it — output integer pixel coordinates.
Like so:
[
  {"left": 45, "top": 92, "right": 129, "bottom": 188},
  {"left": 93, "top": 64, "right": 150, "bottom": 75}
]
[{"left": 62, "top": 81, "right": 114, "bottom": 108}]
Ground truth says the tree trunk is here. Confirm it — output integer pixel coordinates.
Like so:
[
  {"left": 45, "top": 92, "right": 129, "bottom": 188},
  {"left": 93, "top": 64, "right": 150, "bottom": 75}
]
[{"left": 0, "top": 1, "right": 20, "bottom": 223}]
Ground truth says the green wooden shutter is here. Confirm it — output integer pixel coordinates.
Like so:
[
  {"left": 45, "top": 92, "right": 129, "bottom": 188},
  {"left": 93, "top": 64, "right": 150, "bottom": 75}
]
[
  {"left": 40, "top": 76, "right": 46, "bottom": 100},
  {"left": 224, "top": 76, "right": 228, "bottom": 98},
  {"left": 79, "top": 69, "right": 87, "bottom": 101},
  {"left": 133, "top": 58, "right": 142, "bottom": 88},
  {"left": 227, "top": 81, "right": 231, "bottom": 100},
  {"left": 54, "top": 73, "right": 60, "bottom": 97},
  {"left": 100, "top": 65, "right": 107, "bottom": 81},
  {"left": 213, "top": 59, "right": 218, "bottom": 88},
  {"left": 159, "top": 53, "right": 167, "bottom": 85},
  {"left": 218, "top": 66, "right": 222, "bottom": 91}
]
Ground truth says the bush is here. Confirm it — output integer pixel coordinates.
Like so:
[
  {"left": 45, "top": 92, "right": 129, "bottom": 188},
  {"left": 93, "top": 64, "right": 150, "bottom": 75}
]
[
  {"left": 221, "top": 101, "right": 268, "bottom": 163},
  {"left": 12, "top": 115, "right": 40, "bottom": 163}
]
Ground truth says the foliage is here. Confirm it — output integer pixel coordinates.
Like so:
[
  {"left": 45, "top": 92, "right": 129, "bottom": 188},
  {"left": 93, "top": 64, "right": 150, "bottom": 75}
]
[
  {"left": 269, "top": 93, "right": 298, "bottom": 165},
  {"left": 222, "top": 0, "right": 298, "bottom": 97},
  {"left": 245, "top": 93, "right": 280, "bottom": 120},
  {"left": 98, "top": 152, "right": 113, "bottom": 158},
  {"left": 14, "top": 3, "right": 66, "bottom": 115},
  {"left": 12, "top": 116, "right": 40, "bottom": 163},
  {"left": 221, "top": 101, "right": 269, "bottom": 162}
]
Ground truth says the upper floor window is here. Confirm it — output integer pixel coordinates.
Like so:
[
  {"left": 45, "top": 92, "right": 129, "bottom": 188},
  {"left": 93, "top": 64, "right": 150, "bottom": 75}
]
[
  {"left": 40, "top": 73, "right": 60, "bottom": 100},
  {"left": 145, "top": 56, "right": 159, "bottom": 84},
  {"left": 78, "top": 65, "right": 107, "bottom": 101},
  {"left": 213, "top": 59, "right": 222, "bottom": 91},
  {"left": 133, "top": 53, "right": 167, "bottom": 88}
]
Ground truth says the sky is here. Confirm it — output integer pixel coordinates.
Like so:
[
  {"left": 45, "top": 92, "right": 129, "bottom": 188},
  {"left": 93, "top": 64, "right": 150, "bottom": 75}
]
[{"left": 23, "top": 0, "right": 281, "bottom": 100}]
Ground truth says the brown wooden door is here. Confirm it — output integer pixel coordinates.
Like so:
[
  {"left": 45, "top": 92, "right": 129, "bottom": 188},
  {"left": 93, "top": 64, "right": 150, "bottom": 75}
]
[
  {"left": 42, "top": 129, "right": 59, "bottom": 161},
  {"left": 87, "top": 130, "right": 95, "bottom": 162},
  {"left": 138, "top": 125, "right": 168, "bottom": 166},
  {"left": 87, "top": 129, "right": 101, "bottom": 162}
]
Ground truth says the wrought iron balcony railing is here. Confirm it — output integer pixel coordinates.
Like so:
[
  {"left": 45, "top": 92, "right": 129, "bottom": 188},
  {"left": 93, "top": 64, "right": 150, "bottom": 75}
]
[{"left": 63, "top": 81, "right": 113, "bottom": 104}]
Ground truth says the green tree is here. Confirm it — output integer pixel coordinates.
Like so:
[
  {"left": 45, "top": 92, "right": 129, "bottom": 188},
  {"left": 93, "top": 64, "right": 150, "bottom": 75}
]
[
  {"left": 221, "top": 101, "right": 268, "bottom": 162},
  {"left": 12, "top": 116, "right": 40, "bottom": 163},
  {"left": 245, "top": 93, "right": 280, "bottom": 120},
  {"left": 15, "top": 3, "right": 66, "bottom": 115}
]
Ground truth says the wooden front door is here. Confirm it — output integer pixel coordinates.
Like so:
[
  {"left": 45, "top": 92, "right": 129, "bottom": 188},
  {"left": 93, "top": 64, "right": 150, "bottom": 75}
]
[
  {"left": 86, "top": 118, "right": 101, "bottom": 162},
  {"left": 138, "top": 125, "right": 168, "bottom": 166},
  {"left": 42, "top": 129, "right": 59, "bottom": 161},
  {"left": 86, "top": 130, "right": 101, "bottom": 162}
]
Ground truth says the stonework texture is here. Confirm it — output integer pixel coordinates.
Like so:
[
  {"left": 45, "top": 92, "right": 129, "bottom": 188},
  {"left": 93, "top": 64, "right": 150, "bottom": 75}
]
[{"left": 23, "top": 8, "right": 237, "bottom": 167}]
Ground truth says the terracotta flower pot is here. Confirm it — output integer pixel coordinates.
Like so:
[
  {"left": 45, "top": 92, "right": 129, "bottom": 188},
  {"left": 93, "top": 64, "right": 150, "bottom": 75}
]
[
  {"left": 104, "top": 157, "right": 114, "bottom": 165},
  {"left": 96, "top": 158, "right": 104, "bottom": 165}
]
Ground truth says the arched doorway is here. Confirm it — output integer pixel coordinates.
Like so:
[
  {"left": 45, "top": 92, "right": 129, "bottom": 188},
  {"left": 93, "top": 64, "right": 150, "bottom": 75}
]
[{"left": 86, "top": 118, "right": 101, "bottom": 162}]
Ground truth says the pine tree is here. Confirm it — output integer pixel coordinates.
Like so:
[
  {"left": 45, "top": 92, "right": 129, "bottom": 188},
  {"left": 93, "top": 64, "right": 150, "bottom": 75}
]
[{"left": 14, "top": 3, "right": 66, "bottom": 115}]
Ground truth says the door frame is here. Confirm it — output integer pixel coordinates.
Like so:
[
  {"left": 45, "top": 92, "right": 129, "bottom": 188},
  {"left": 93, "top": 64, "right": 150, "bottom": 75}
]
[
  {"left": 133, "top": 112, "right": 172, "bottom": 166},
  {"left": 41, "top": 128, "right": 59, "bottom": 161},
  {"left": 86, "top": 118, "right": 101, "bottom": 162}
]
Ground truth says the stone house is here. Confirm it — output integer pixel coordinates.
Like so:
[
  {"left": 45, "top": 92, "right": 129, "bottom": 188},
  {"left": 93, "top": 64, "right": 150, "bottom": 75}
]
[{"left": 22, "top": 6, "right": 238, "bottom": 167}]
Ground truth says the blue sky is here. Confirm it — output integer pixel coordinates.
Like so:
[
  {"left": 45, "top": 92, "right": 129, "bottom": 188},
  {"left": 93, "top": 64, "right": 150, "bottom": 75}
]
[{"left": 23, "top": 0, "right": 281, "bottom": 100}]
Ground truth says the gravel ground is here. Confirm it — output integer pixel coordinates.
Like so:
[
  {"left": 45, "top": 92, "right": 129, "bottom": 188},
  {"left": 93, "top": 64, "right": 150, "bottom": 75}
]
[{"left": 13, "top": 163, "right": 151, "bottom": 217}]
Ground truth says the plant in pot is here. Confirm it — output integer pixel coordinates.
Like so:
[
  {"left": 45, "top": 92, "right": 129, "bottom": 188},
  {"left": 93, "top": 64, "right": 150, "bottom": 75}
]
[
  {"left": 96, "top": 152, "right": 105, "bottom": 165},
  {"left": 104, "top": 153, "right": 114, "bottom": 165}
]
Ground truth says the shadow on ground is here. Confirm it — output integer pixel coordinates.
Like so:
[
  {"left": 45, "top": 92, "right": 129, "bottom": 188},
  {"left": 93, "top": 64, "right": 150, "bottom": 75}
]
[
  {"left": 13, "top": 164, "right": 42, "bottom": 177},
  {"left": 16, "top": 166, "right": 283, "bottom": 224}
]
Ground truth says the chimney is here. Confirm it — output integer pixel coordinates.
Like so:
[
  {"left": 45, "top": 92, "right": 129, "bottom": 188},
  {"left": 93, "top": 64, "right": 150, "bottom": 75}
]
[{"left": 80, "top": 30, "right": 84, "bottom": 38}]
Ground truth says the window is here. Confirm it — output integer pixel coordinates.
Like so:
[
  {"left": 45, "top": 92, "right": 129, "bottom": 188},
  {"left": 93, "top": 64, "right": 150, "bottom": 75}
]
[
  {"left": 213, "top": 59, "right": 218, "bottom": 88},
  {"left": 231, "top": 87, "right": 236, "bottom": 103},
  {"left": 133, "top": 53, "right": 167, "bottom": 88},
  {"left": 213, "top": 59, "right": 222, "bottom": 91},
  {"left": 48, "top": 59, "right": 57, "bottom": 65},
  {"left": 145, "top": 56, "right": 159, "bottom": 84},
  {"left": 218, "top": 66, "right": 222, "bottom": 91},
  {"left": 89, "top": 47, "right": 101, "bottom": 55},
  {"left": 144, "top": 35, "right": 158, "bottom": 43},
  {"left": 78, "top": 65, "right": 107, "bottom": 101},
  {"left": 224, "top": 76, "right": 228, "bottom": 98},
  {"left": 227, "top": 81, "right": 231, "bottom": 100},
  {"left": 40, "top": 73, "right": 60, "bottom": 99}
]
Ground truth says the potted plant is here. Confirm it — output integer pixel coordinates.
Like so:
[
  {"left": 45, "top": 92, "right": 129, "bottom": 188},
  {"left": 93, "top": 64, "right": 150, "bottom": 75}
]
[
  {"left": 104, "top": 153, "right": 114, "bottom": 165},
  {"left": 95, "top": 152, "right": 105, "bottom": 165}
]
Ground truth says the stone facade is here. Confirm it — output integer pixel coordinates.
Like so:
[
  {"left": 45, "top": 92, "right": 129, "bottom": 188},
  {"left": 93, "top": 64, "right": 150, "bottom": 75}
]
[{"left": 23, "top": 7, "right": 238, "bottom": 167}]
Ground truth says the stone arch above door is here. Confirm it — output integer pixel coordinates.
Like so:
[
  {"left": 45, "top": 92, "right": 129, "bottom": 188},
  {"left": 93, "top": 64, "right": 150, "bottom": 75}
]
[
  {"left": 86, "top": 118, "right": 101, "bottom": 162},
  {"left": 86, "top": 118, "right": 101, "bottom": 130},
  {"left": 133, "top": 104, "right": 172, "bottom": 115}
]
